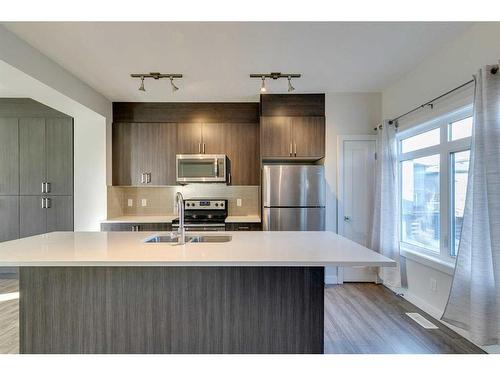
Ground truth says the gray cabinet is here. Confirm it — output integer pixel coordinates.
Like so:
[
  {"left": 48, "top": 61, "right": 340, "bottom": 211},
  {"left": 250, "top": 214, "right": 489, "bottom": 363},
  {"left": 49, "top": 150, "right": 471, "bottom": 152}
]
[
  {"left": 0, "top": 196, "right": 19, "bottom": 241},
  {"left": 20, "top": 196, "right": 73, "bottom": 237},
  {"left": 0, "top": 118, "right": 19, "bottom": 195},
  {"left": 19, "top": 118, "right": 46, "bottom": 195},
  {"left": 20, "top": 117, "right": 73, "bottom": 195},
  {"left": 225, "top": 222, "right": 262, "bottom": 231}
]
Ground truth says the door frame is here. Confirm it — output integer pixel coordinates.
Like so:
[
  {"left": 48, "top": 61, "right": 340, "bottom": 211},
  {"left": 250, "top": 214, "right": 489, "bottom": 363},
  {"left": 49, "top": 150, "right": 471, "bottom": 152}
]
[{"left": 336, "top": 135, "right": 377, "bottom": 284}]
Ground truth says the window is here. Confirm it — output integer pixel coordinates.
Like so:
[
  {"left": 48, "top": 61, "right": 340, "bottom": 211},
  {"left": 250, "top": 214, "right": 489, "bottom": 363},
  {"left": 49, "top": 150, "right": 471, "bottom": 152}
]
[{"left": 398, "top": 105, "right": 472, "bottom": 264}]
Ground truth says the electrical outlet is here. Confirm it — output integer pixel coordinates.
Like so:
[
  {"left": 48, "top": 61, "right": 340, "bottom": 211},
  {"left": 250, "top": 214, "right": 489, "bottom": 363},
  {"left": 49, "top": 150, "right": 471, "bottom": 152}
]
[
  {"left": 430, "top": 278, "right": 437, "bottom": 292},
  {"left": 141, "top": 199, "right": 147, "bottom": 207},
  {"left": 127, "top": 199, "right": 133, "bottom": 207},
  {"left": 236, "top": 198, "right": 242, "bottom": 207}
]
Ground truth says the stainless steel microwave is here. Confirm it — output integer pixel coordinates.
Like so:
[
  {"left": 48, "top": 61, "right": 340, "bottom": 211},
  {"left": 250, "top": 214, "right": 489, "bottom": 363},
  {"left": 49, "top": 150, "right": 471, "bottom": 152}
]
[{"left": 176, "top": 154, "right": 228, "bottom": 184}]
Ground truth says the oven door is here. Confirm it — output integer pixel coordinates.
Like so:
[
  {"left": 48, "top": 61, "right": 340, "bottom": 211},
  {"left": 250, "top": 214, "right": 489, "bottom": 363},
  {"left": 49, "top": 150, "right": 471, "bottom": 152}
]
[
  {"left": 173, "top": 223, "right": 226, "bottom": 232},
  {"left": 176, "top": 154, "right": 227, "bottom": 184}
]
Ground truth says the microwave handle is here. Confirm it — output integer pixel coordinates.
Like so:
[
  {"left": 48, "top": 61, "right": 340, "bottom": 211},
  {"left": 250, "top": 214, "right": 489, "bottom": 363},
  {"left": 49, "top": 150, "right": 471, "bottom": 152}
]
[{"left": 214, "top": 159, "right": 219, "bottom": 176}]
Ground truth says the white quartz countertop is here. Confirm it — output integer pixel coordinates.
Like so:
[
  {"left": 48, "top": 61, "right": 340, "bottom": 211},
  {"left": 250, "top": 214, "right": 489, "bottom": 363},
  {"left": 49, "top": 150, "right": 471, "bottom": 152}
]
[
  {"left": 101, "top": 215, "right": 261, "bottom": 224},
  {"left": 0, "top": 231, "right": 395, "bottom": 267}
]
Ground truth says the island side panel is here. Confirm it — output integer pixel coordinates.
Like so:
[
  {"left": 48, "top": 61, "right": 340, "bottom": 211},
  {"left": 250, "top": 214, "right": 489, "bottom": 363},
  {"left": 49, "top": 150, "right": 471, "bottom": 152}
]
[{"left": 19, "top": 266, "right": 324, "bottom": 354}]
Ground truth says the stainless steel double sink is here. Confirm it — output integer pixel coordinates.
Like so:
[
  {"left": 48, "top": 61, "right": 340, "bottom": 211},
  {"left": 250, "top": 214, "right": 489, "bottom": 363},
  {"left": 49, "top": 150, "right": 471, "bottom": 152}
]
[{"left": 144, "top": 233, "right": 232, "bottom": 244}]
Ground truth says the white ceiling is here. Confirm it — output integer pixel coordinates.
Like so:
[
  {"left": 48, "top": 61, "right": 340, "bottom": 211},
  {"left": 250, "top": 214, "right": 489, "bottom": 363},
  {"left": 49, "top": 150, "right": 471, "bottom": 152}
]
[{"left": 3, "top": 22, "right": 472, "bottom": 102}]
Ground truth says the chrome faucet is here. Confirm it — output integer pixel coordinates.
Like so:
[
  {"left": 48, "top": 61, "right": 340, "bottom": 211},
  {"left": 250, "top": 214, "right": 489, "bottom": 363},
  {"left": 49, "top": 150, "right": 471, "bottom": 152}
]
[{"left": 175, "top": 192, "right": 185, "bottom": 244}]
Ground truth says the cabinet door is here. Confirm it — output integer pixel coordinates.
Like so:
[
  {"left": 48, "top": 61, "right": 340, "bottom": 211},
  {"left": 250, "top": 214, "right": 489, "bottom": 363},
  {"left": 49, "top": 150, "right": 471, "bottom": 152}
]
[
  {"left": 19, "top": 196, "right": 46, "bottom": 237},
  {"left": 0, "top": 196, "right": 19, "bottom": 242},
  {"left": 260, "top": 117, "right": 292, "bottom": 158},
  {"left": 20, "top": 118, "right": 46, "bottom": 195},
  {"left": 46, "top": 118, "right": 73, "bottom": 195},
  {"left": 291, "top": 117, "right": 325, "bottom": 158},
  {"left": 221, "top": 123, "right": 260, "bottom": 185},
  {"left": 177, "top": 123, "right": 202, "bottom": 154},
  {"left": 112, "top": 122, "right": 133, "bottom": 186},
  {"left": 201, "top": 123, "right": 225, "bottom": 154},
  {"left": 135, "top": 123, "right": 177, "bottom": 185},
  {"left": 46, "top": 196, "right": 74, "bottom": 232},
  {"left": 0, "top": 118, "right": 19, "bottom": 195}
]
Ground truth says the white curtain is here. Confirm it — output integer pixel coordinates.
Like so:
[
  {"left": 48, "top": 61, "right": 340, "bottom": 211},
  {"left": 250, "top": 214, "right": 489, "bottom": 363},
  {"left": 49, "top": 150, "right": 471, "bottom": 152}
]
[
  {"left": 442, "top": 63, "right": 500, "bottom": 346},
  {"left": 370, "top": 120, "right": 401, "bottom": 288}
]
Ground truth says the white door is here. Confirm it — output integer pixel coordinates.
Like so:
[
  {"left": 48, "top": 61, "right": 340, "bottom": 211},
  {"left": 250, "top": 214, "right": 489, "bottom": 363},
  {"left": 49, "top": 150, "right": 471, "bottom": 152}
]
[{"left": 338, "top": 137, "right": 377, "bottom": 282}]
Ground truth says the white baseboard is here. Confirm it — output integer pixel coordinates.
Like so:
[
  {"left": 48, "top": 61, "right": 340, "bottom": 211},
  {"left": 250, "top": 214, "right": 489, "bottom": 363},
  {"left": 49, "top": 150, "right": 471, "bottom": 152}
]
[
  {"left": 388, "top": 285, "right": 500, "bottom": 354},
  {"left": 325, "top": 275, "right": 339, "bottom": 285}
]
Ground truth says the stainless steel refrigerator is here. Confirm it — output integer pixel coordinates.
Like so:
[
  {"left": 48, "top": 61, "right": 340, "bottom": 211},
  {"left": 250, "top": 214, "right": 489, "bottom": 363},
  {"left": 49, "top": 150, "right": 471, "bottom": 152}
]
[{"left": 262, "top": 165, "right": 325, "bottom": 231}]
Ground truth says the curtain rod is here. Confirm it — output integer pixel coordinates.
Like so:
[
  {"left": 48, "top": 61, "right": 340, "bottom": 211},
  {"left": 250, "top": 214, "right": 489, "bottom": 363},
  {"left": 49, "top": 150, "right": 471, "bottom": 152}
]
[{"left": 387, "top": 65, "right": 499, "bottom": 126}]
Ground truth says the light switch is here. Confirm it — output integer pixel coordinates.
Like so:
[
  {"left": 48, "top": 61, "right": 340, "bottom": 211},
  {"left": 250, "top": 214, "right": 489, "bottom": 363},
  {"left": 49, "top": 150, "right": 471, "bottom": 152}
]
[
  {"left": 236, "top": 198, "right": 242, "bottom": 207},
  {"left": 141, "top": 199, "right": 147, "bottom": 207},
  {"left": 127, "top": 199, "right": 133, "bottom": 207}
]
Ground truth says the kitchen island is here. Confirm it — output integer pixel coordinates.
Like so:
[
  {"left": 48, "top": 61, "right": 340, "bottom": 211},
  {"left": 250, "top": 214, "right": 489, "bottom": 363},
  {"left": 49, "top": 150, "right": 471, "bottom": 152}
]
[{"left": 0, "top": 231, "right": 395, "bottom": 354}]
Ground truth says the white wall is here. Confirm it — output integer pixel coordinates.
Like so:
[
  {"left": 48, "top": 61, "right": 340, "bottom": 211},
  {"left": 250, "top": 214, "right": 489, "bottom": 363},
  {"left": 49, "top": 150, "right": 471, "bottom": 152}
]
[
  {"left": 382, "top": 22, "right": 500, "bottom": 317},
  {"left": 324, "top": 93, "right": 382, "bottom": 283},
  {"left": 0, "top": 25, "right": 112, "bottom": 230}
]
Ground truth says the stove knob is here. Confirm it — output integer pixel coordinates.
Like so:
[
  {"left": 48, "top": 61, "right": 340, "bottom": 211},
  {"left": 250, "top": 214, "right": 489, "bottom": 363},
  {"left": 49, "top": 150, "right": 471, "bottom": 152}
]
[
  {"left": 220, "top": 202, "right": 224, "bottom": 207},
  {"left": 215, "top": 203, "right": 219, "bottom": 207}
]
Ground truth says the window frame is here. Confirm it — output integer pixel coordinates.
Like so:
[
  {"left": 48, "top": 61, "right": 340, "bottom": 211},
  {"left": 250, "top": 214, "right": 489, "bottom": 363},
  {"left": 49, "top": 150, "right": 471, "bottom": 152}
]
[{"left": 397, "top": 105, "right": 472, "bottom": 265}]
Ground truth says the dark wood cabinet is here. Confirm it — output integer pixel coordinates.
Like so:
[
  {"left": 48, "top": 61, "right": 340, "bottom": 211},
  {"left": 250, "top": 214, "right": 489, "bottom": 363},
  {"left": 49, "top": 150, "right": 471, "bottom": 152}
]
[
  {"left": 101, "top": 222, "right": 172, "bottom": 232},
  {"left": 176, "top": 123, "right": 202, "bottom": 154},
  {"left": 291, "top": 117, "right": 325, "bottom": 158},
  {"left": 261, "top": 117, "right": 292, "bottom": 158},
  {"left": 225, "top": 222, "right": 262, "bottom": 231},
  {"left": 0, "top": 118, "right": 19, "bottom": 195},
  {"left": 203, "top": 122, "right": 260, "bottom": 185},
  {"left": 261, "top": 116, "right": 325, "bottom": 160},
  {"left": 113, "top": 122, "right": 177, "bottom": 186}
]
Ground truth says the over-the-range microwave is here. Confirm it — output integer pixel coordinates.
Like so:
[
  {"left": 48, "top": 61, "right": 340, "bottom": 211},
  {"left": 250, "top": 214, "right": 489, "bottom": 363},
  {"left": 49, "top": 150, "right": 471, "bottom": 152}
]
[{"left": 176, "top": 154, "right": 228, "bottom": 184}]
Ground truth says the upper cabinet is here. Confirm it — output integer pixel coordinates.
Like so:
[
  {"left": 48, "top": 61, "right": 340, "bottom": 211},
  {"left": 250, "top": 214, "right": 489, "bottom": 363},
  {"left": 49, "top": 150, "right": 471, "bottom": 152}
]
[
  {"left": 260, "top": 94, "right": 325, "bottom": 161},
  {"left": 112, "top": 103, "right": 260, "bottom": 186},
  {"left": 0, "top": 118, "right": 19, "bottom": 195},
  {"left": 112, "top": 122, "right": 177, "bottom": 186}
]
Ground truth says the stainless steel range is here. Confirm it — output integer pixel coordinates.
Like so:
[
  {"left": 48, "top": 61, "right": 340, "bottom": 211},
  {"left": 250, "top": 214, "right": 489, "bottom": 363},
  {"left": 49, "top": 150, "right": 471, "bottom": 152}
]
[{"left": 172, "top": 199, "right": 228, "bottom": 231}]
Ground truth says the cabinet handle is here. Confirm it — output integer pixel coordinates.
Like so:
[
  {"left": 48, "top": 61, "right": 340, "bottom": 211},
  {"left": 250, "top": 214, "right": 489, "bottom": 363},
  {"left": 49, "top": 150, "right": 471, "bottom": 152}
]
[
  {"left": 146, "top": 173, "right": 151, "bottom": 184},
  {"left": 289, "top": 143, "right": 293, "bottom": 156},
  {"left": 45, "top": 197, "right": 51, "bottom": 208},
  {"left": 41, "top": 197, "right": 46, "bottom": 208},
  {"left": 294, "top": 143, "right": 297, "bottom": 157},
  {"left": 46, "top": 182, "right": 51, "bottom": 193},
  {"left": 198, "top": 143, "right": 201, "bottom": 153},
  {"left": 42, "top": 182, "right": 46, "bottom": 193},
  {"left": 203, "top": 143, "right": 206, "bottom": 154},
  {"left": 238, "top": 226, "right": 250, "bottom": 230},
  {"left": 228, "top": 172, "right": 231, "bottom": 184},
  {"left": 140, "top": 173, "right": 145, "bottom": 184}
]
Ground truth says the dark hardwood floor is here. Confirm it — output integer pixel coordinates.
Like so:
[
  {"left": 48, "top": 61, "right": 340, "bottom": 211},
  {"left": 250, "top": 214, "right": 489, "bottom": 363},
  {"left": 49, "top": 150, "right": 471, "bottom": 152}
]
[{"left": 0, "top": 279, "right": 484, "bottom": 354}]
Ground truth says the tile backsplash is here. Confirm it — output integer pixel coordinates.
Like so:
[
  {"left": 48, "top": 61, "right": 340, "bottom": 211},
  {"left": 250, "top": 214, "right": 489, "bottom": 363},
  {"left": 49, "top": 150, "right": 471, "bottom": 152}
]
[{"left": 107, "top": 185, "right": 260, "bottom": 217}]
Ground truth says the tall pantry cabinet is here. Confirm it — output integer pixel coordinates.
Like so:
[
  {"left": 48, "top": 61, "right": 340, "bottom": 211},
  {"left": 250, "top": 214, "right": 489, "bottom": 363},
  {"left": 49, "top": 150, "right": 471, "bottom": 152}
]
[{"left": 0, "top": 99, "right": 74, "bottom": 275}]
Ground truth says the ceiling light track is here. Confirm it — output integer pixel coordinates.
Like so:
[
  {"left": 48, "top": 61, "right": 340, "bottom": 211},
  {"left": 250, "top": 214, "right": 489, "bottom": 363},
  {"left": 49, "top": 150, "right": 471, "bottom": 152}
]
[
  {"left": 131, "top": 72, "right": 183, "bottom": 93},
  {"left": 250, "top": 72, "right": 301, "bottom": 93}
]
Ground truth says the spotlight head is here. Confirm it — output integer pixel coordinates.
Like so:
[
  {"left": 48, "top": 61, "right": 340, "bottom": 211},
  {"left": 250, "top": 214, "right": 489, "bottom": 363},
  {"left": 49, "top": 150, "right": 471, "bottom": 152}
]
[
  {"left": 287, "top": 76, "right": 295, "bottom": 92},
  {"left": 138, "top": 76, "right": 146, "bottom": 92},
  {"left": 260, "top": 76, "right": 267, "bottom": 93},
  {"left": 170, "top": 77, "right": 179, "bottom": 92}
]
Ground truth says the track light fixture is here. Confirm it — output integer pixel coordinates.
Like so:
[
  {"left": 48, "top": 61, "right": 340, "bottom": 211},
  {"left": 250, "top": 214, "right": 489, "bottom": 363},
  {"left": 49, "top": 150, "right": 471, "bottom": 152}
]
[
  {"left": 260, "top": 76, "right": 267, "bottom": 93},
  {"left": 287, "top": 76, "right": 295, "bottom": 92},
  {"left": 250, "top": 72, "right": 301, "bottom": 93},
  {"left": 131, "top": 72, "right": 183, "bottom": 93},
  {"left": 170, "top": 76, "right": 179, "bottom": 92},
  {"left": 138, "top": 76, "right": 145, "bottom": 92}
]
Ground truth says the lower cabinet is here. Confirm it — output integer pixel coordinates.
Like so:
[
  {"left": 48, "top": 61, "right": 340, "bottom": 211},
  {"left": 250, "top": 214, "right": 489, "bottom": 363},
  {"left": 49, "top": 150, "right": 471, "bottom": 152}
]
[
  {"left": 225, "top": 222, "right": 262, "bottom": 231},
  {"left": 101, "top": 222, "right": 172, "bottom": 232},
  {"left": 20, "top": 196, "right": 73, "bottom": 237},
  {"left": 0, "top": 196, "right": 19, "bottom": 242}
]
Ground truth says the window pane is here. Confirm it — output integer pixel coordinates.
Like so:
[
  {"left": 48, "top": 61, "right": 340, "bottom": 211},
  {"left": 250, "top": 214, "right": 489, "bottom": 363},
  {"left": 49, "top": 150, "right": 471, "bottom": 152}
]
[
  {"left": 451, "top": 150, "right": 470, "bottom": 256},
  {"left": 401, "top": 155, "right": 440, "bottom": 252},
  {"left": 401, "top": 128, "right": 440, "bottom": 153},
  {"left": 450, "top": 117, "right": 473, "bottom": 141}
]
